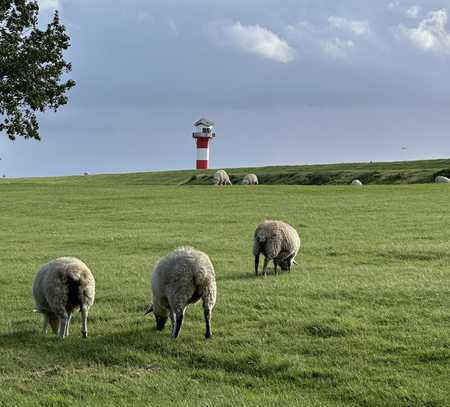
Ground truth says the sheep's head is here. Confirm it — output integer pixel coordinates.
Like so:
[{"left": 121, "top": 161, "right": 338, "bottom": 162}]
[
  {"left": 278, "top": 258, "right": 290, "bottom": 271},
  {"left": 144, "top": 304, "right": 169, "bottom": 331},
  {"left": 278, "top": 258, "right": 297, "bottom": 270}
]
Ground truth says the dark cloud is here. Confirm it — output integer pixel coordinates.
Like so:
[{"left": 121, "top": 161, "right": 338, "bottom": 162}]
[{"left": 1, "top": 0, "right": 450, "bottom": 176}]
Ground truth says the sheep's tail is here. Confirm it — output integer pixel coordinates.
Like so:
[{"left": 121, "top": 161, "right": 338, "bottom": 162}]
[
  {"left": 66, "top": 273, "right": 94, "bottom": 311},
  {"left": 67, "top": 274, "right": 82, "bottom": 309}
]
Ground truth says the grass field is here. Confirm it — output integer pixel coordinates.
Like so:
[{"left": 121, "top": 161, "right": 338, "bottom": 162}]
[{"left": 0, "top": 171, "right": 449, "bottom": 406}]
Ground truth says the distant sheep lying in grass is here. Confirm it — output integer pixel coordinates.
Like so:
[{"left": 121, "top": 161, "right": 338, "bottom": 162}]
[
  {"left": 32, "top": 257, "right": 95, "bottom": 338},
  {"left": 351, "top": 179, "right": 363, "bottom": 186},
  {"left": 145, "top": 247, "right": 216, "bottom": 339},
  {"left": 214, "top": 170, "right": 232, "bottom": 185},
  {"left": 253, "top": 220, "right": 301, "bottom": 277},
  {"left": 242, "top": 174, "right": 259, "bottom": 185},
  {"left": 435, "top": 176, "right": 450, "bottom": 184}
]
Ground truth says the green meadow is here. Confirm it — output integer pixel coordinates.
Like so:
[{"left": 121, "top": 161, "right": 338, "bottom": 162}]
[{"left": 0, "top": 166, "right": 449, "bottom": 406}]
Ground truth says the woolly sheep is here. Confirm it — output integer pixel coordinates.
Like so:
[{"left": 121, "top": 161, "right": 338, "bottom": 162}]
[
  {"left": 253, "top": 220, "right": 301, "bottom": 277},
  {"left": 144, "top": 247, "right": 217, "bottom": 339},
  {"left": 32, "top": 257, "right": 95, "bottom": 338},
  {"left": 214, "top": 169, "right": 232, "bottom": 185},
  {"left": 435, "top": 176, "right": 450, "bottom": 184},
  {"left": 242, "top": 174, "right": 259, "bottom": 185},
  {"left": 351, "top": 179, "right": 363, "bottom": 186}
]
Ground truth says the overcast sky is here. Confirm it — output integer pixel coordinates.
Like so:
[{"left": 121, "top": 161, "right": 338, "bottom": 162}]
[{"left": 1, "top": 0, "right": 450, "bottom": 177}]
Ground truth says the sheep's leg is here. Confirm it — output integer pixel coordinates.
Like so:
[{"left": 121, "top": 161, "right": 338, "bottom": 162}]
[
  {"left": 172, "top": 310, "right": 185, "bottom": 339},
  {"left": 58, "top": 318, "right": 63, "bottom": 337},
  {"left": 58, "top": 314, "right": 68, "bottom": 338},
  {"left": 42, "top": 314, "right": 49, "bottom": 334},
  {"left": 64, "top": 314, "right": 72, "bottom": 337},
  {"left": 203, "top": 307, "right": 212, "bottom": 339},
  {"left": 274, "top": 259, "right": 278, "bottom": 275},
  {"left": 169, "top": 311, "right": 175, "bottom": 329},
  {"left": 288, "top": 256, "right": 293, "bottom": 273},
  {"left": 262, "top": 257, "right": 269, "bottom": 277},
  {"left": 287, "top": 255, "right": 295, "bottom": 273},
  {"left": 255, "top": 254, "right": 260, "bottom": 276},
  {"left": 81, "top": 307, "right": 88, "bottom": 338}
]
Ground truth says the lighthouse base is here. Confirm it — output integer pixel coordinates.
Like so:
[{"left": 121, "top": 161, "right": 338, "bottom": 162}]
[
  {"left": 196, "top": 160, "right": 208, "bottom": 170},
  {"left": 193, "top": 132, "right": 215, "bottom": 170}
]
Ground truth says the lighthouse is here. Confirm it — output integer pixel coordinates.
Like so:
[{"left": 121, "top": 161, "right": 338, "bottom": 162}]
[{"left": 192, "top": 118, "right": 216, "bottom": 170}]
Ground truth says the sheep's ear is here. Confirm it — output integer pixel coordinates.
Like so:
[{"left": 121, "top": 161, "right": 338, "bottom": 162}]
[{"left": 144, "top": 304, "right": 153, "bottom": 316}]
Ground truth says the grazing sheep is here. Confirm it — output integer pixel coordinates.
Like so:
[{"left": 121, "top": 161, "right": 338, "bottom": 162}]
[
  {"left": 242, "top": 174, "right": 259, "bottom": 185},
  {"left": 351, "top": 179, "right": 363, "bottom": 186},
  {"left": 253, "top": 220, "right": 301, "bottom": 277},
  {"left": 32, "top": 257, "right": 95, "bottom": 338},
  {"left": 144, "top": 247, "right": 216, "bottom": 339},
  {"left": 435, "top": 176, "right": 450, "bottom": 184},
  {"left": 214, "top": 169, "right": 232, "bottom": 185}
]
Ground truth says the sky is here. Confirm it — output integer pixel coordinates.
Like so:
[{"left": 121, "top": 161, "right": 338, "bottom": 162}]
[{"left": 1, "top": 0, "right": 450, "bottom": 177}]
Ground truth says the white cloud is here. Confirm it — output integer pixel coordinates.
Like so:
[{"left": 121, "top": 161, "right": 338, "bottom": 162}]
[
  {"left": 38, "top": 0, "right": 60, "bottom": 10},
  {"left": 406, "top": 6, "right": 420, "bottom": 19},
  {"left": 322, "top": 38, "right": 355, "bottom": 59},
  {"left": 286, "top": 21, "right": 359, "bottom": 61},
  {"left": 387, "top": 1, "right": 400, "bottom": 11},
  {"left": 387, "top": 1, "right": 420, "bottom": 19},
  {"left": 399, "top": 9, "right": 450, "bottom": 54},
  {"left": 216, "top": 21, "right": 296, "bottom": 63},
  {"left": 328, "top": 16, "right": 369, "bottom": 36}
]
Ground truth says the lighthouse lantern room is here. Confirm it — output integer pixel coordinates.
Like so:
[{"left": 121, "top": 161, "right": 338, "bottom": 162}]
[{"left": 192, "top": 118, "right": 216, "bottom": 170}]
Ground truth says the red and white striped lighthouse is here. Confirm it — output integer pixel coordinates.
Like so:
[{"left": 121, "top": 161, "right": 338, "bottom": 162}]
[{"left": 192, "top": 118, "right": 216, "bottom": 170}]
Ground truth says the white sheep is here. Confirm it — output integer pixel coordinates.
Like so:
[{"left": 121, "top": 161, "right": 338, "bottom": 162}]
[
  {"left": 253, "top": 220, "right": 301, "bottom": 277},
  {"left": 144, "top": 247, "right": 217, "bottom": 339},
  {"left": 213, "top": 169, "right": 232, "bottom": 185},
  {"left": 435, "top": 176, "right": 450, "bottom": 184},
  {"left": 32, "top": 257, "right": 95, "bottom": 338},
  {"left": 242, "top": 174, "right": 259, "bottom": 185},
  {"left": 351, "top": 179, "right": 363, "bottom": 186}
]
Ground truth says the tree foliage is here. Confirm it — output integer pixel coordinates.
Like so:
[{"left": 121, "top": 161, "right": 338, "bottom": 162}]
[{"left": 0, "top": 0, "right": 75, "bottom": 140}]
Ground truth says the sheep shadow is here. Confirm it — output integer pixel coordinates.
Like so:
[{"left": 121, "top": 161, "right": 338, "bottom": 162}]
[
  {"left": 0, "top": 326, "right": 321, "bottom": 388},
  {"left": 0, "top": 326, "right": 179, "bottom": 366},
  {"left": 0, "top": 329, "right": 43, "bottom": 347},
  {"left": 218, "top": 267, "right": 297, "bottom": 281}
]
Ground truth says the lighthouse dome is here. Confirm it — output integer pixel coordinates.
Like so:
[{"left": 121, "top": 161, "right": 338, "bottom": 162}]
[
  {"left": 194, "top": 118, "right": 214, "bottom": 127},
  {"left": 194, "top": 118, "right": 214, "bottom": 134}
]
